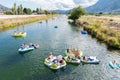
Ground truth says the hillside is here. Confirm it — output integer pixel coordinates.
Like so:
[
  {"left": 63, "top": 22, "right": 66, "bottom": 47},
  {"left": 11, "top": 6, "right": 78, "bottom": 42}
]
[
  {"left": 0, "top": 4, "right": 10, "bottom": 11},
  {"left": 52, "top": 9, "right": 71, "bottom": 14},
  {"left": 86, "top": 0, "right": 120, "bottom": 13}
]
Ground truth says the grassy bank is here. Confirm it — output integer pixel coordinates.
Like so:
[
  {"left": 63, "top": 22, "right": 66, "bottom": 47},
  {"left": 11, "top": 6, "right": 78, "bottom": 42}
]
[
  {"left": 77, "top": 15, "right": 120, "bottom": 49},
  {"left": 0, "top": 14, "right": 58, "bottom": 31}
]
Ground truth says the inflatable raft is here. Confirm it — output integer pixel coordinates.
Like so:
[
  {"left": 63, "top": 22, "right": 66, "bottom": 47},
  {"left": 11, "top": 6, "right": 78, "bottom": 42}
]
[
  {"left": 81, "top": 31, "right": 88, "bottom": 34},
  {"left": 64, "top": 49, "right": 82, "bottom": 64},
  {"left": 12, "top": 32, "right": 26, "bottom": 37},
  {"left": 81, "top": 56, "right": 100, "bottom": 64},
  {"left": 18, "top": 46, "right": 34, "bottom": 52},
  {"left": 64, "top": 56, "right": 81, "bottom": 64},
  {"left": 109, "top": 61, "right": 120, "bottom": 69},
  {"left": 44, "top": 56, "right": 66, "bottom": 70}
]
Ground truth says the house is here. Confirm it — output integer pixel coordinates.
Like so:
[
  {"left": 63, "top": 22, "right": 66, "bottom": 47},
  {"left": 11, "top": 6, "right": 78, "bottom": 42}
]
[{"left": 0, "top": 10, "right": 4, "bottom": 15}]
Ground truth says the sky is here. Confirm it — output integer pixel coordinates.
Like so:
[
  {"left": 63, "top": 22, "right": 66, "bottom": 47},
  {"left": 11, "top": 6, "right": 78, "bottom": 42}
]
[{"left": 0, "top": 0, "right": 98, "bottom": 10}]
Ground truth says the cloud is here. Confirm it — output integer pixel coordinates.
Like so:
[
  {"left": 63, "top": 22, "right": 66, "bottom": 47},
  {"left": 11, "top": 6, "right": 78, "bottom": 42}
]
[
  {"left": 73, "top": 0, "right": 98, "bottom": 7},
  {"left": 18, "top": 0, "right": 98, "bottom": 10}
]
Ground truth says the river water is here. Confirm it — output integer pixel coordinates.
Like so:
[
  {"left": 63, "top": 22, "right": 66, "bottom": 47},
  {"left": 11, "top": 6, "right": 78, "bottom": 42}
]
[{"left": 0, "top": 15, "right": 120, "bottom": 80}]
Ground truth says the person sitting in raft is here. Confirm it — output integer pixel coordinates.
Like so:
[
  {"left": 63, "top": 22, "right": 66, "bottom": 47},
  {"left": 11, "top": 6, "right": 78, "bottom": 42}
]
[
  {"left": 53, "top": 56, "right": 65, "bottom": 66},
  {"left": 46, "top": 52, "right": 54, "bottom": 62},
  {"left": 67, "top": 48, "right": 74, "bottom": 54},
  {"left": 59, "top": 59, "right": 64, "bottom": 65},
  {"left": 112, "top": 60, "right": 120, "bottom": 69},
  {"left": 52, "top": 60, "right": 59, "bottom": 68},
  {"left": 20, "top": 43, "right": 26, "bottom": 49},
  {"left": 25, "top": 44, "right": 29, "bottom": 48},
  {"left": 29, "top": 43, "right": 34, "bottom": 47},
  {"left": 67, "top": 49, "right": 76, "bottom": 60},
  {"left": 20, "top": 43, "right": 29, "bottom": 49},
  {"left": 56, "top": 55, "right": 64, "bottom": 64},
  {"left": 29, "top": 43, "right": 39, "bottom": 48},
  {"left": 67, "top": 48, "right": 70, "bottom": 53},
  {"left": 74, "top": 50, "right": 80, "bottom": 59},
  {"left": 83, "top": 56, "right": 88, "bottom": 61},
  {"left": 71, "top": 48, "right": 76, "bottom": 53},
  {"left": 20, "top": 44, "right": 24, "bottom": 49},
  {"left": 13, "top": 31, "right": 17, "bottom": 34},
  {"left": 22, "top": 32, "right": 25, "bottom": 34},
  {"left": 47, "top": 52, "right": 54, "bottom": 60},
  {"left": 33, "top": 44, "right": 39, "bottom": 48},
  {"left": 17, "top": 31, "right": 21, "bottom": 34}
]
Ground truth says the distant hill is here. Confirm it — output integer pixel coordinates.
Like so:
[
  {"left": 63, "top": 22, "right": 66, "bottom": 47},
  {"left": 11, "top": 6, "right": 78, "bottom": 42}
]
[
  {"left": 0, "top": 4, "right": 10, "bottom": 11},
  {"left": 86, "top": 0, "right": 120, "bottom": 13},
  {"left": 52, "top": 9, "right": 71, "bottom": 14}
]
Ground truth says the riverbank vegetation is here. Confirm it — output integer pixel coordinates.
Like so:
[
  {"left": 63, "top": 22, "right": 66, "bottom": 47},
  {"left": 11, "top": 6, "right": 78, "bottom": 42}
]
[
  {"left": 77, "top": 15, "right": 120, "bottom": 49},
  {"left": 0, "top": 2, "right": 59, "bottom": 32},
  {"left": 68, "top": 6, "right": 86, "bottom": 22},
  {"left": 5, "top": 3, "right": 58, "bottom": 15},
  {"left": 0, "top": 14, "right": 58, "bottom": 32}
]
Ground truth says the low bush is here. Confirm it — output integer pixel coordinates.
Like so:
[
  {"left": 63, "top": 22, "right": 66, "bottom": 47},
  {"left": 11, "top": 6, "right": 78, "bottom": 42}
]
[
  {"left": 80, "top": 18, "right": 120, "bottom": 49},
  {"left": 107, "top": 37, "right": 120, "bottom": 49}
]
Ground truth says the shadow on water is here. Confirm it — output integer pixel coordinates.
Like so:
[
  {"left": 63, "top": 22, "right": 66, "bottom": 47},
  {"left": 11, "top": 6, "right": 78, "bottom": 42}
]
[
  {"left": 68, "top": 21, "right": 77, "bottom": 27},
  {"left": 68, "top": 21, "right": 81, "bottom": 33},
  {"left": 18, "top": 50, "right": 34, "bottom": 55},
  {"left": 81, "top": 62, "right": 100, "bottom": 65},
  {"left": 107, "top": 46, "right": 120, "bottom": 52},
  {"left": 11, "top": 36, "right": 26, "bottom": 41},
  {"left": 66, "top": 62, "right": 80, "bottom": 66},
  {"left": 43, "top": 56, "right": 67, "bottom": 73},
  {"left": 44, "top": 65, "right": 65, "bottom": 73},
  {"left": 12, "top": 36, "right": 26, "bottom": 39}
]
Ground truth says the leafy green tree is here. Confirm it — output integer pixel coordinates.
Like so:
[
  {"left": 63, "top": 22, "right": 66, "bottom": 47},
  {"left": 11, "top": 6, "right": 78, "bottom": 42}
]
[
  {"left": 23, "top": 8, "right": 27, "bottom": 14},
  {"left": 12, "top": 3, "right": 17, "bottom": 15},
  {"left": 17, "top": 5, "right": 21, "bottom": 15},
  {"left": 68, "top": 6, "right": 86, "bottom": 22},
  {"left": 99, "top": 12, "right": 103, "bottom": 15},
  {"left": 44, "top": 10, "right": 50, "bottom": 15},
  {"left": 36, "top": 8, "right": 40, "bottom": 14},
  {"left": 26, "top": 8, "right": 32, "bottom": 14},
  {"left": 19, "top": 4, "right": 23, "bottom": 14},
  {"left": 39, "top": 8, "right": 43, "bottom": 14},
  {"left": 17, "top": 4, "right": 23, "bottom": 15},
  {"left": 23, "top": 8, "right": 32, "bottom": 14}
]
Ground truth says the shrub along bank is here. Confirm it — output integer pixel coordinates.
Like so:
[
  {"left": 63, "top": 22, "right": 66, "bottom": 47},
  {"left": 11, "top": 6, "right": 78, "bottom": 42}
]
[{"left": 76, "top": 16, "right": 120, "bottom": 49}]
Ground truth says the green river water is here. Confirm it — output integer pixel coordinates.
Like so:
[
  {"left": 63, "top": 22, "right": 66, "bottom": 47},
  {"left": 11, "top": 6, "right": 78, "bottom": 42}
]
[{"left": 0, "top": 15, "right": 120, "bottom": 80}]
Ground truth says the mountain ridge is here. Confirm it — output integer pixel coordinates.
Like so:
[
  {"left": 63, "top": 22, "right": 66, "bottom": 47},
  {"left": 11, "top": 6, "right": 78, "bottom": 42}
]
[
  {"left": 0, "top": 4, "right": 10, "bottom": 11},
  {"left": 86, "top": 0, "right": 120, "bottom": 13},
  {"left": 52, "top": 9, "right": 71, "bottom": 14}
]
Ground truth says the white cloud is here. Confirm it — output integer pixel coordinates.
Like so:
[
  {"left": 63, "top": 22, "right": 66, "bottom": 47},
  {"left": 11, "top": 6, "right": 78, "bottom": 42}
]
[
  {"left": 18, "top": 0, "right": 98, "bottom": 10},
  {"left": 73, "top": 0, "right": 98, "bottom": 7}
]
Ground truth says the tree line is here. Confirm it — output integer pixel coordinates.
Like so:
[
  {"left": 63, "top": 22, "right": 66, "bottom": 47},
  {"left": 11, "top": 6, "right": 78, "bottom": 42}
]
[{"left": 5, "top": 3, "right": 57, "bottom": 15}]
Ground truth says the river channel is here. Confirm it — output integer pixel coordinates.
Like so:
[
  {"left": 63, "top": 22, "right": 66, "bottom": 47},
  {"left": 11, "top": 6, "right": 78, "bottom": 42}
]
[{"left": 0, "top": 15, "right": 120, "bottom": 80}]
